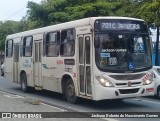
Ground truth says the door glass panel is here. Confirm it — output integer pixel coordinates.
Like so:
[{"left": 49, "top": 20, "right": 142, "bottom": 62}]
[
  {"left": 86, "top": 66, "right": 92, "bottom": 94},
  {"left": 39, "top": 42, "right": 42, "bottom": 62},
  {"left": 14, "top": 44, "right": 19, "bottom": 62},
  {"left": 85, "top": 36, "right": 90, "bottom": 64},
  {"left": 79, "top": 65, "right": 85, "bottom": 93},
  {"left": 35, "top": 43, "right": 38, "bottom": 62},
  {"left": 79, "top": 35, "right": 92, "bottom": 95},
  {"left": 79, "top": 37, "right": 83, "bottom": 64}
]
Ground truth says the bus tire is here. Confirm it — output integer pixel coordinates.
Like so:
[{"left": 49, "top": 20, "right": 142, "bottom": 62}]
[
  {"left": 157, "top": 86, "right": 160, "bottom": 99},
  {"left": 64, "top": 78, "right": 77, "bottom": 104},
  {"left": 112, "top": 99, "right": 124, "bottom": 102},
  {"left": 20, "top": 73, "right": 29, "bottom": 93}
]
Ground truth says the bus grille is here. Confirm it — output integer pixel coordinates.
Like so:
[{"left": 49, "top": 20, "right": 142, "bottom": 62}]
[
  {"left": 109, "top": 73, "right": 146, "bottom": 80},
  {"left": 115, "top": 82, "right": 141, "bottom": 86},
  {"left": 119, "top": 88, "right": 139, "bottom": 94}
]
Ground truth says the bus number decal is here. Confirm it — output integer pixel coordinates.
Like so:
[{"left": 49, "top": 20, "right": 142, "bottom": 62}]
[{"left": 57, "top": 60, "right": 63, "bottom": 65}]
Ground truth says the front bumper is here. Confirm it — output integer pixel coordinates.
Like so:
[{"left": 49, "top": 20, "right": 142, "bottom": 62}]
[{"left": 93, "top": 82, "right": 155, "bottom": 100}]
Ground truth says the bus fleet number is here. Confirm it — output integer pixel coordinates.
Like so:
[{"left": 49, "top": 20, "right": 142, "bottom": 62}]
[{"left": 57, "top": 60, "right": 63, "bottom": 65}]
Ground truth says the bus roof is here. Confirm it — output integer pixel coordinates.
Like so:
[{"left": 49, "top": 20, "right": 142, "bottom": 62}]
[{"left": 6, "top": 16, "right": 144, "bottom": 39}]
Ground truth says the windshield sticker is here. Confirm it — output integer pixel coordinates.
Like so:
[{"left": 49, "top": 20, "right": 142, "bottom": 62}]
[
  {"left": 100, "top": 53, "right": 110, "bottom": 57},
  {"left": 139, "top": 44, "right": 144, "bottom": 50},
  {"left": 128, "top": 62, "right": 134, "bottom": 70},
  {"left": 133, "top": 37, "right": 145, "bottom": 53},
  {"left": 101, "top": 49, "right": 127, "bottom": 53},
  {"left": 101, "top": 58, "right": 107, "bottom": 65},
  {"left": 108, "top": 57, "right": 117, "bottom": 65}
]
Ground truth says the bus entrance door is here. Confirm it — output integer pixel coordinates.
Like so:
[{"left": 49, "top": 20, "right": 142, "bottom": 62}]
[
  {"left": 78, "top": 34, "right": 92, "bottom": 97},
  {"left": 33, "top": 40, "right": 42, "bottom": 89}
]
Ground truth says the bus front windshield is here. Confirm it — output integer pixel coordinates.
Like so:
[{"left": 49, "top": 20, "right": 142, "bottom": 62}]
[{"left": 95, "top": 32, "right": 152, "bottom": 73}]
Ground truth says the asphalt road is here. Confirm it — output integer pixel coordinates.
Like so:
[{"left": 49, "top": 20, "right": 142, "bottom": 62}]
[{"left": 0, "top": 76, "right": 160, "bottom": 121}]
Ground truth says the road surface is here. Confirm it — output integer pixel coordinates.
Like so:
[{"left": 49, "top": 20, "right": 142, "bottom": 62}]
[{"left": 0, "top": 76, "right": 160, "bottom": 121}]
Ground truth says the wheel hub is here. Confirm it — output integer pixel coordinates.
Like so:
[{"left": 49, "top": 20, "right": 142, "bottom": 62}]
[
  {"left": 67, "top": 85, "right": 74, "bottom": 97},
  {"left": 22, "top": 80, "right": 25, "bottom": 90}
]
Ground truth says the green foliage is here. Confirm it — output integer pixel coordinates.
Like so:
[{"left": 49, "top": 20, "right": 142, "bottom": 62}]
[
  {"left": 1, "top": 0, "right": 160, "bottom": 51},
  {"left": 135, "top": 0, "right": 160, "bottom": 26},
  {"left": 26, "top": 0, "right": 119, "bottom": 26},
  {"left": 27, "top": 1, "right": 49, "bottom": 28},
  {"left": 0, "top": 21, "right": 23, "bottom": 51},
  {"left": 114, "top": 0, "right": 136, "bottom": 17}
]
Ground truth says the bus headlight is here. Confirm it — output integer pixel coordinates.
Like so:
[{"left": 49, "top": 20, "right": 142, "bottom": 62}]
[
  {"left": 143, "top": 79, "right": 152, "bottom": 85},
  {"left": 142, "top": 73, "right": 153, "bottom": 85},
  {"left": 96, "top": 76, "right": 114, "bottom": 87}
]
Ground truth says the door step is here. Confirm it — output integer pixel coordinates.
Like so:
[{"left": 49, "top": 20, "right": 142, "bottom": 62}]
[{"left": 35, "top": 86, "right": 42, "bottom": 90}]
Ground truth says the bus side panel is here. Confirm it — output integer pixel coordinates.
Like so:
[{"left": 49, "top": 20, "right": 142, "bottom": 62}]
[
  {"left": 19, "top": 57, "right": 34, "bottom": 87},
  {"left": 19, "top": 36, "right": 34, "bottom": 87},
  {"left": 5, "top": 38, "right": 19, "bottom": 82},
  {"left": 42, "top": 45, "right": 77, "bottom": 93},
  {"left": 5, "top": 55, "right": 14, "bottom": 82},
  {"left": 42, "top": 57, "right": 60, "bottom": 92}
]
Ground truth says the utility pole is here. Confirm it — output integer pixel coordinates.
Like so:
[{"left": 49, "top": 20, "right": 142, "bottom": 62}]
[
  {"left": 155, "top": 9, "right": 159, "bottom": 66},
  {"left": 155, "top": 27, "right": 159, "bottom": 65}
]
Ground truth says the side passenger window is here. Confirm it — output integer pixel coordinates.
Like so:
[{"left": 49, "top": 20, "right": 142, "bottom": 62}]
[
  {"left": 60, "top": 29, "right": 75, "bottom": 56},
  {"left": 6, "top": 40, "right": 13, "bottom": 58},
  {"left": 22, "top": 36, "right": 33, "bottom": 57},
  {"left": 46, "top": 32, "right": 60, "bottom": 57}
]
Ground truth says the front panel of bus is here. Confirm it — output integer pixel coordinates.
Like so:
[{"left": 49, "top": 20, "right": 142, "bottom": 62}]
[{"left": 93, "top": 19, "right": 155, "bottom": 100}]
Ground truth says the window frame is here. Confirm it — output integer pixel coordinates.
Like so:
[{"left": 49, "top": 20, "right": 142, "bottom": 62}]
[
  {"left": 20, "top": 38, "right": 23, "bottom": 57},
  {"left": 45, "top": 31, "right": 60, "bottom": 57},
  {"left": 60, "top": 28, "right": 76, "bottom": 57},
  {"left": 22, "top": 36, "right": 33, "bottom": 57},
  {"left": 6, "top": 39, "right": 13, "bottom": 58}
]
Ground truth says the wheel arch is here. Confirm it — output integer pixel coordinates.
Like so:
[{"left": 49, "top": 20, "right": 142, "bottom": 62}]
[
  {"left": 61, "top": 74, "right": 76, "bottom": 95},
  {"left": 20, "top": 70, "right": 26, "bottom": 78}
]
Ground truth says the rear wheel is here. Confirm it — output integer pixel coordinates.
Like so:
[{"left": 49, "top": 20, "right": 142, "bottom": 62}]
[
  {"left": 20, "top": 73, "right": 30, "bottom": 92},
  {"left": 64, "top": 78, "right": 77, "bottom": 103}
]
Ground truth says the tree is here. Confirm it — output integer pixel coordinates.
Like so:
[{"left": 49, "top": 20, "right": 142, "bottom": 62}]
[
  {"left": 114, "top": 0, "right": 137, "bottom": 17},
  {"left": 0, "top": 21, "right": 23, "bottom": 51},
  {"left": 26, "top": 1, "right": 49, "bottom": 29},
  {"left": 26, "top": 0, "right": 119, "bottom": 26},
  {"left": 135, "top": 0, "right": 160, "bottom": 65}
]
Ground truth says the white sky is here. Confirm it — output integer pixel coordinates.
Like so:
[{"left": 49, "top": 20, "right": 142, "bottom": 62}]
[
  {"left": 150, "top": 29, "right": 160, "bottom": 42},
  {"left": 0, "top": 0, "right": 42, "bottom": 21}
]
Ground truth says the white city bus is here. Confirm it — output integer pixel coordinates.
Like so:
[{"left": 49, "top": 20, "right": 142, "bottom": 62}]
[{"left": 4, "top": 17, "right": 155, "bottom": 103}]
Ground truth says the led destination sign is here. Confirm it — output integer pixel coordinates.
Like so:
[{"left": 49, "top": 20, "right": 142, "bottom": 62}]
[
  {"left": 101, "top": 22, "right": 140, "bottom": 30},
  {"left": 94, "top": 19, "right": 148, "bottom": 32}
]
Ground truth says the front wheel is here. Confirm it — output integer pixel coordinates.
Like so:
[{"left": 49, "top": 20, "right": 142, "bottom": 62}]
[
  {"left": 157, "top": 86, "right": 160, "bottom": 99},
  {"left": 1, "top": 69, "right": 4, "bottom": 76},
  {"left": 20, "top": 73, "right": 30, "bottom": 93},
  {"left": 111, "top": 99, "right": 124, "bottom": 103},
  {"left": 64, "top": 78, "right": 77, "bottom": 103}
]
